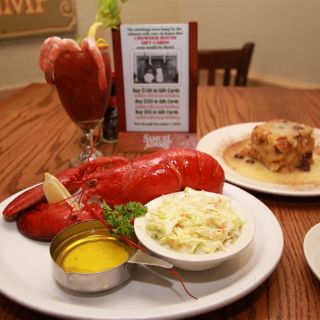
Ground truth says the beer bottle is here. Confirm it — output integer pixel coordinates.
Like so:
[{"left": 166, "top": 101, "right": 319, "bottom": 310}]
[{"left": 102, "top": 73, "right": 118, "bottom": 143}]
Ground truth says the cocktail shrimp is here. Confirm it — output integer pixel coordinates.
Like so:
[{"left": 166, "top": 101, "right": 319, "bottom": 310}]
[
  {"left": 39, "top": 36, "right": 108, "bottom": 91},
  {"left": 39, "top": 37, "right": 81, "bottom": 83},
  {"left": 81, "top": 37, "right": 107, "bottom": 91}
]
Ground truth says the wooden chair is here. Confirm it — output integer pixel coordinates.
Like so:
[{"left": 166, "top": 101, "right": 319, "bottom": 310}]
[{"left": 198, "top": 42, "right": 255, "bottom": 86}]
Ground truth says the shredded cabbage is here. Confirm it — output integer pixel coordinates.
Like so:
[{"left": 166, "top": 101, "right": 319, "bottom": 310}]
[{"left": 145, "top": 188, "right": 245, "bottom": 254}]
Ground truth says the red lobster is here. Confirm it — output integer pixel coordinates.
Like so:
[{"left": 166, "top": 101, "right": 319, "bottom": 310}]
[{"left": 2, "top": 149, "right": 225, "bottom": 241}]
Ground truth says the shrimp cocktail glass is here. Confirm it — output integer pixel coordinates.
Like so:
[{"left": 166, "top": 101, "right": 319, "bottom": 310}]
[{"left": 39, "top": 36, "right": 112, "bottom": 165}]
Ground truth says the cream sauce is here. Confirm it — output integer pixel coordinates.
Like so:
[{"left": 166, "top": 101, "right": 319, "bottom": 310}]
[{"left": 223, "top": 139, "right": 320, "bottom": 187}]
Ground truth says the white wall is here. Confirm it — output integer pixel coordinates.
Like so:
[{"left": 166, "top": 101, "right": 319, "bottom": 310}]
[
  {"left": 1, "top": 0, "right": 320, "bottom": 90},
  {"left": 180, "top": 0, "right": 320, "bottom": 87}
]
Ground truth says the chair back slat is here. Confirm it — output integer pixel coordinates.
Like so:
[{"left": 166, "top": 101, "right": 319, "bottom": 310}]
[
  {"left": 198, "top": 42, "right": 255, "bottom": 86},
  {"left": 224, "top": 69, "right": 231, "bottom": 86},
  {"left": 208, "top": 69, "right": 216, "bottom": 85}
]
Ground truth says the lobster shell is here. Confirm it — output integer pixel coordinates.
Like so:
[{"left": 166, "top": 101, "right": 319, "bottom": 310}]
[{"left": 2, "top": 148, "right": 225, "bottom": 241}]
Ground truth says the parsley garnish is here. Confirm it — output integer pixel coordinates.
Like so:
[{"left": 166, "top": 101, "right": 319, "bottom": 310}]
[{"left": 103, "top": 202, "right": 147, "bottom": 238}]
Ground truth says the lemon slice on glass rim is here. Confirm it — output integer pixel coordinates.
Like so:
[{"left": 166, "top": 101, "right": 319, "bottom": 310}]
[
  {"left": 43, "top": 172, "right": 79, "bottom": 210},
  {"left": 88, "top": 22, "right": 109, "bottom": 48}
]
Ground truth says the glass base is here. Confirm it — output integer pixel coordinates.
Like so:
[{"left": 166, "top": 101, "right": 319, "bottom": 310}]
[
  {"left": 102, "top": 137, "right": 118, "bottom": 144},
  {"left": 68, "top": 126, "right": 105, "bottom": 167}
]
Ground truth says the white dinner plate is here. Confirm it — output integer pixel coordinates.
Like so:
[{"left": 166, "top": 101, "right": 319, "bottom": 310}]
[
  {"left": 303, "top": 223, "right": 320, "bottom": 281},
  {"left": 197, "top": 122, "right": 320, "bottom": 197},
  {"left": 0, "top": 183, "right": 283, "bottom": 320}
]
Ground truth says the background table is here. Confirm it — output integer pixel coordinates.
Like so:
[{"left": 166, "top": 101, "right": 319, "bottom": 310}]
[{"left": 0, "top": 83, "right": 319, "bottom": 319}]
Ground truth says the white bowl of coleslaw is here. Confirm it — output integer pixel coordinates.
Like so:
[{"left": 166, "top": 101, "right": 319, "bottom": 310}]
[{"left": 134, "top": 188, "right": 255, "bottom": 271}]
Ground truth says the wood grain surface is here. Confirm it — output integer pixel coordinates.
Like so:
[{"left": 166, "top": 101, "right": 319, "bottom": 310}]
[{"left": 0, "top": 83, "right": 319, "bottom": 320}]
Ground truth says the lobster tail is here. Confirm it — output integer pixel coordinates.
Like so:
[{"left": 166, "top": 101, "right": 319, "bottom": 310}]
[
  {"left": 196, "top": 150, "right": 225, "bottom": 193},
  {"left": 163, "top": 148, "right": 224, "bottom": 193}
]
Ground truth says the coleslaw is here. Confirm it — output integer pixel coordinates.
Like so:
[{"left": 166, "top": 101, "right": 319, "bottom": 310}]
[{"left": 145, "top": 188, "right": 245, "bottom": 254}]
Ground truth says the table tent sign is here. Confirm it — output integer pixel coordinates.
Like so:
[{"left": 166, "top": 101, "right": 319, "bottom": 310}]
[{"left": 112, "top": 22, "right": 198, "bottom": 152}]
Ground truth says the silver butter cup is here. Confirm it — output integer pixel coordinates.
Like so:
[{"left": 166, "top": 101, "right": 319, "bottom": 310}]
[{"left": 50, "top": 220, "right": 136, "bottom": 293}]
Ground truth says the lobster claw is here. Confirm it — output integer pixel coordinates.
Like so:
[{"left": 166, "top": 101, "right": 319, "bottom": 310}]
[
  {"left": 2, "top": 156, "right": 129, "bottom": 220},
  {"left": 3, "top": 185, "right": 45, "bottom": 221},
  {"left": 17, "top": 201, "right": 98, "bottom": 241},
  {"left": 17, "top": 199, "right": 108, "bottom": 241}
]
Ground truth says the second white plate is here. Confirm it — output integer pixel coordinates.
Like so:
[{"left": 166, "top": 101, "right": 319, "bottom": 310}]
[
  {"left": 197, "top": 122, "right": 320, "bottom": 197},
  {"left": 304, "top": 223, "right": 320, "bottom": 281}
]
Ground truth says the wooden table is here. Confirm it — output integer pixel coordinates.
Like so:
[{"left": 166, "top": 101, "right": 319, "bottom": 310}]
[{"left": 0, "top": 83, "right": 319, "bottom": 319}]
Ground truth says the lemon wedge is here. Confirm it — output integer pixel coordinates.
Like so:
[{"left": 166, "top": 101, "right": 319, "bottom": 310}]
[
  {"left": 43, "top": 172, "right": 79, "bottom": 210},
  {"left": 88, "top": 22, "right": 109, "bottom": 48}
]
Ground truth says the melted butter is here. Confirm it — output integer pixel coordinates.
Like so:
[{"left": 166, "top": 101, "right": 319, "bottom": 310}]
[
  {"left": 223, "top": 139, "right": 320, "bottom": 188},
  {"left": 55, "top": 233, "right": 131, "bottom": 273}
]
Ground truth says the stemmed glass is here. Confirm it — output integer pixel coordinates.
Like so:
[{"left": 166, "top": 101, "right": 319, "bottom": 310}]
[{"left": 53, "top": 44, "right": 112, "bottom": 165}]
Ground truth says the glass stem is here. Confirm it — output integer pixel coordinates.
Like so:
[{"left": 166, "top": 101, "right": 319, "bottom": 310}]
[
  {"left": 79, "top": 127, "right": 103, "bottom": 163},
  {"left": 80, "top": 128, "right": 93, "bottom": 162}
]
